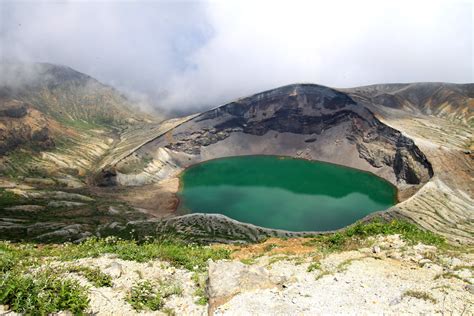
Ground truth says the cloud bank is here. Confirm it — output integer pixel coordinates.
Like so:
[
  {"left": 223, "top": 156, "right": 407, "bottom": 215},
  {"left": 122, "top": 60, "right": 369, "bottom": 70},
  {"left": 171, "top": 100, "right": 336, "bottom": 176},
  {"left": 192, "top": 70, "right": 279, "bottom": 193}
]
[{"left": 1, "top": 0, "right": 472, "bottom": 113}]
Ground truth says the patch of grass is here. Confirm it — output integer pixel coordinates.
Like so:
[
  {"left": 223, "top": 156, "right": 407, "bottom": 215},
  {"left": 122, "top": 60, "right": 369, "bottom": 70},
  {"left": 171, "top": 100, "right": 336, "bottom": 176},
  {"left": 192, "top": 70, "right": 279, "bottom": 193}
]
[
  {"left": 263, "top": 243, "right": 278, "bottom": 252},
  {"left": 453, "top": 265, "right": 474, "bottom": 272},
  {"left": 402, "top": 290, "right": 437, "bottom": 304},
  {"left": 240, "top": 258, "right": 256, "bottom": 265},
  {"left": 126, "top": 279, "right": 182, "bottom": 311},
  {"left": 0, "top": 237, "right": 227, "bottom": 313},
  {"left": 66, "top": 265, "right": 112, "bottom": 287},
  {"left": 127, "top": 280, "right": 163, "bottom": 311},
  {"left": 336, "top": 257, "right": 368, "bottom": 272},
  {"left": 163, "top": 307, "right": 177, "bottom": 316},
  {"left": 431, "top": 285, "right": 452, "bottom": 294},
  {"left": 304, "top": 219, "right": 446, "bottom": 252},
  {"left": 307, "top": 261, "right": 321, "bottom": 272},
  {"left": 314, "top": 270, "right": 331, "bottom": 281},
  {"left": 0, "top": 242, "right": 41, "bottom": 273},
  {"left": 434, "top": 272, "right": 473, "bottom": 284},
  {"left": 40, "top": 237, "right": 230, "bottom": 271},
  {"left": 0, "top": 189, "right": 24, "bottom": 207},
  {"left": 192, "top": 272, "right": 208, "bottom": 306},
  {"left": 0, "top": 269, "right": 89, "bottom": 315}
]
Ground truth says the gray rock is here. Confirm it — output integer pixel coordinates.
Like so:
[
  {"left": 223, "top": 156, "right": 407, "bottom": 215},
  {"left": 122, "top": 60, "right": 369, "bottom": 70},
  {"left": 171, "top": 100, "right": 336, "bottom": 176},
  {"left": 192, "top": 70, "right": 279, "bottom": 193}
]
[
  {"left": 372, "top": 246, "right": 381, "bottom": 254},
  {"left": 418, "top": 259, "right": 432, "bottom": 266},
  {"left": 207, "top": 260, "right": 283, "bottom": 312},
  {"left": 5, "top": 205, "right": 45, "bottom": 212},
  {"left": 47, "top": 201, "right": 86, "bottom": 208},
  {"left": 105, "top": 262, "right": 123, "bottom": 278}
]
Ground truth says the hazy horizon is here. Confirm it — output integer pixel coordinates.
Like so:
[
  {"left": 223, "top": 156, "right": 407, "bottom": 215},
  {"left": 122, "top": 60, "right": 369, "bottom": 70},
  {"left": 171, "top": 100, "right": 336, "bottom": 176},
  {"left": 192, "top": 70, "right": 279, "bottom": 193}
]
[{"left": 1, "top": 0, "right": 472, "bottom": 113}]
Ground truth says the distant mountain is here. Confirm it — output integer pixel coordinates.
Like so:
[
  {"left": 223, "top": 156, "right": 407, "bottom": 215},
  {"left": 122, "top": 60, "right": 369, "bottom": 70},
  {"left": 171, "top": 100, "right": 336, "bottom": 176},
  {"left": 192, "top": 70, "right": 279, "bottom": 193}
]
[
  {"left": 0, "top": 62, "right": 153, "bottom": 125},
  {"left": 0, "top": 62, "right": 159, "bottom": 179}
]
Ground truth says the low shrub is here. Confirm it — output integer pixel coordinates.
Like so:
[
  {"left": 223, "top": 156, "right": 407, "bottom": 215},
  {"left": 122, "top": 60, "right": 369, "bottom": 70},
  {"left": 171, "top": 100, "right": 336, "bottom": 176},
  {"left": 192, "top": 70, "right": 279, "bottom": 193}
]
[
  {"left": 0, "top": 270, "right": 89, "bottom": 315},
  {"left": 126, "top": 279, "right": 183, "bottom": 311}
]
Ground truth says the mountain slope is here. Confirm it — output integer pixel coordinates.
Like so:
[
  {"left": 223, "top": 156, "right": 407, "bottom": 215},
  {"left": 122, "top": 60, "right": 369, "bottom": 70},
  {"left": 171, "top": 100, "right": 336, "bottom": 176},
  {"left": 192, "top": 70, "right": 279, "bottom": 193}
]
[
  {"left": 0, "top": 62, "right": 160, "bottom": 180},
  {"left": 345, "top": 82, "right": 474, "bottom": 125},
  {"left": 105, "top": 84, "right": 433, "bottom": 189},
  {"left": 95, "top": 83, "right": 472, "bottom": 245},
  {"left": 0, "top": 75, "right": 471, "bottom": 245}
]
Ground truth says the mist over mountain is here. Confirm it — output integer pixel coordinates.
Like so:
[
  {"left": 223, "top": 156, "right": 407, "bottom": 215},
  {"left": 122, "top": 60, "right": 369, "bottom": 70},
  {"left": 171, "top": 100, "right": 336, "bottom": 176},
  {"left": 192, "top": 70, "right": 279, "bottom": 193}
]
[{"left": 1, "top": 1, "right": 472, "bottom": 113}]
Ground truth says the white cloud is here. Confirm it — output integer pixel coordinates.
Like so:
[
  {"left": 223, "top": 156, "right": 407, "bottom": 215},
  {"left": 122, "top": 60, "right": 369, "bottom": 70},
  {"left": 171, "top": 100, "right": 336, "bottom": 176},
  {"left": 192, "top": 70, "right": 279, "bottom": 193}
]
[
  {"left": 160, "top": 0, "right": 473, "bottom": 109},
  {"left": 1, "top": 0, "right": 472, "bottom": 113}
]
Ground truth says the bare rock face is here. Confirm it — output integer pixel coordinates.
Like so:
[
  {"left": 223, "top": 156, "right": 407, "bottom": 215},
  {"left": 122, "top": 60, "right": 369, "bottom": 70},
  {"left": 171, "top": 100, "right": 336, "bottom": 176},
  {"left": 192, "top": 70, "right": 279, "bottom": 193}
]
[{"left": 112, "top": 84, "right": 433, "bottom": 188}]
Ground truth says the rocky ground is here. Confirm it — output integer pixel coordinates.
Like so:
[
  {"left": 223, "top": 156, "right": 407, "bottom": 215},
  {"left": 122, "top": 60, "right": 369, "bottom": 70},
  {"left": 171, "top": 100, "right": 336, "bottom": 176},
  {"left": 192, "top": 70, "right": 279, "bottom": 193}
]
[
  {"left": 2, "top": 234, "right": 472, "bottom": 315},
  {"left": 212, "top": 235, "right": 474, "bottom": 315}
]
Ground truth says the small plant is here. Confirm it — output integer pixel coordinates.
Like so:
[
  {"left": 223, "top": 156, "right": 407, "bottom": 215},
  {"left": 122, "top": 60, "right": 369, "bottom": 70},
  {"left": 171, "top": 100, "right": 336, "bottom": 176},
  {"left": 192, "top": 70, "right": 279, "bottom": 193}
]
[
  {"left": 307, "top": 261, "right": 321, "bottom": 272},
  {"left": 314, "top": 270, "right": 331, "bottom": 281},
  {"left": 126, "top": 279, "right": 183, "bottom": 311},
  {"left": 192, "top": 272, "right": 208, "bottom": 305},
  {"left": 240, "top": 258, "right": 256, "bottom": 265},
  {"left": 127, "top": 280, "right": 163, "bottom": 311},
  {"left": 263, "top": 243, "right": 278, "bottom": 252},
  {"left": 0, "top": 189, "right": 23, "bottom": 207},
  {"left": 66, "top": 265, "right": 112, "bottom": 287},
  {"left": 402, "top": 290, "right": 437, "bottom": 304},
  {"left": 434, "top": 272, "right": 472, "bottom": 284},
  {"left": 0, "top": 270, "right": 89, "bottom": 314},
  {"left": 163, "top": 307, "right": 177, "bottom": 316}
]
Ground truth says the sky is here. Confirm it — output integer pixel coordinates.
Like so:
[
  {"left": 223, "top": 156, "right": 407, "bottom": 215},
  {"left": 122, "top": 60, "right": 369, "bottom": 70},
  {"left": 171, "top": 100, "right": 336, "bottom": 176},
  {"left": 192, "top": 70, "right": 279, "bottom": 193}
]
[{"left": 0, "top": 0, "right": 473, "bottom": 114}]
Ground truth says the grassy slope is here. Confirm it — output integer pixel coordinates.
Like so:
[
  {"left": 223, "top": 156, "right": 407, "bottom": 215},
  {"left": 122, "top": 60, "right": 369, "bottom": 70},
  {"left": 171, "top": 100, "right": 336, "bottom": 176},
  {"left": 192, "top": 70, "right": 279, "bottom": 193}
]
[{"left": 0, "top": 220, "right": 451, "bottom": 314}]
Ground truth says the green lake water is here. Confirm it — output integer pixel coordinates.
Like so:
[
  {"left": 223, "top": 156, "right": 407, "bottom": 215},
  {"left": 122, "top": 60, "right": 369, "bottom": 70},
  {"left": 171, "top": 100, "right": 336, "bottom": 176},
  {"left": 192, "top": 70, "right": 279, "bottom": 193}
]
[{"left": 178, "top": 156, "right": 397, "bottom": 232}]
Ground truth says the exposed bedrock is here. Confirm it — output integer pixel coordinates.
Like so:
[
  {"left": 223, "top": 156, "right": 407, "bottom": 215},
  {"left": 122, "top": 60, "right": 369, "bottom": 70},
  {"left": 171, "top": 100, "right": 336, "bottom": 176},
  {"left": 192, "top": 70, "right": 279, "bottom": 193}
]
[
  {"left": 88, "top": 84, "right": 438, "bottom": 243},
  {"left": 106, "top": 84, "right": 433, "bottom": 192}
]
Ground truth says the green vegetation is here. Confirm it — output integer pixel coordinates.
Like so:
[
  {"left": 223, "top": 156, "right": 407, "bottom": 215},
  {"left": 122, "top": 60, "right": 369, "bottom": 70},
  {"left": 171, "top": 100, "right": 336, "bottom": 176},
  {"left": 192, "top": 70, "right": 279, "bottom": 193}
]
[
  {"left": 65, "top": 265, "right": 113, "bottom": 287},
  {"left": 0, "top": 219, "right": 448, "bottom": 314},
  {"left": 0, "top": 189, "right": 23, "bottom": 207},
  {"left": 0, "top": 269, "right": 89, "bottom": 315},
  {"left": 240, "top": 258, "right": 257, "bottom": 265},
  {"left": 307, "top": 261, "right": 321, "bottom": 272},
  {"left": 51, "top": 237, "right": 231, "bottom": 271},
  {"left": 304, "top": 219, "right": 446, "bottom": 252},
  {"left": 434, "top": 272, "right": 473, "bottom": 285},
  {"left": 344, "top": 220, "right": 445, "bottom": 246},
  {"left": 126, "top": 280, "right": 183, "bottom": 311},
  {"left": 0, "top": 237, "right": 229, "bottom": 314},
  {"left": 402, "top": 290, "right": 437, "bottom": 304},
  {"left": 191, "top": 272, "right": 208, "bottom": 305},
  {"left": 263, "top": 243, "right": 278, "bottom": 252},
  {"left": 0, "top": 237, "right": 231, "bottom": 272}
]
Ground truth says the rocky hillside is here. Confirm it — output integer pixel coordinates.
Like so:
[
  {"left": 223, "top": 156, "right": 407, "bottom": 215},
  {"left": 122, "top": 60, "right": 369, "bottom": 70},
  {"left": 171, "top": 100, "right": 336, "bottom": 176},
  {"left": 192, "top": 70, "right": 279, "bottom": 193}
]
[
  {"left": 106, "top": 84, "right": 433, "bottom": 190},
  {"left": 0, "top": 63, "right": 148, "bottom": 125},
  {"left": 345, "top": 82, "right": 474, "bottom": 124},
  {"left": 0, "top": 73, "right": 471, "bottom": 245},
  {"left": 0, "top": 62, "right": 161, "bottom": 179}
]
